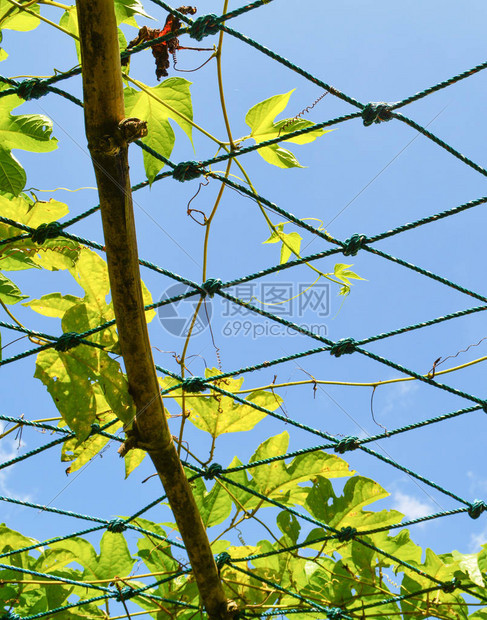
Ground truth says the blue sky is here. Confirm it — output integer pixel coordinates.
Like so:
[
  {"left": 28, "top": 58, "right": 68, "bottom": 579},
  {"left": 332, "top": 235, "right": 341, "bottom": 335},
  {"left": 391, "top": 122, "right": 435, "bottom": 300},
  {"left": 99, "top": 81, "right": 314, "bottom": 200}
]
[{"left": 2, "top": 0, "right": 487, "bottom": 590}]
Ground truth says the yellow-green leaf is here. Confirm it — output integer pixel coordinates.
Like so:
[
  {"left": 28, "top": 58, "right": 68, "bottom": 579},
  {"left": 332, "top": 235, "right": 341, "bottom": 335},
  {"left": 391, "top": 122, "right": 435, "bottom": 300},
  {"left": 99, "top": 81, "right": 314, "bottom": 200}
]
[
  {"left": 0, "top": 0, "right": 39, "bottom": 31},
  {"left": 161, "top": 369, "right": 282, "bottom": 438},
  {"left": 0, "top": 272, "right": 27, "bottom": 304},
  {"left": 24, "top": 293, "right": 80, "bottom": 318},
  {"left": 124, "top": 447, "right": 146, "bottom": 478},
  {"left": 245, "top": 90, "right": 330, "bottom": 168},
  {"left": 0, "top": 86, "right": 58, "bottom": 194},
  {"left": 124, "top": 79, "right": 193, "bottom": 184}
]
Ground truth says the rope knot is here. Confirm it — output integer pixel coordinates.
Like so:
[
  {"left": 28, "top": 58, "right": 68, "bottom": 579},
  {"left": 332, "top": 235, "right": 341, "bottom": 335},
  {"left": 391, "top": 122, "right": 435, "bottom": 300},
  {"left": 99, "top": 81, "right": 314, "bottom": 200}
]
[
  {"left": 215, "top": 551, "right": 231, "bottom": 568},
  {"left": 107, "top": 518, "right": 127, "bottom": 533},
  {"left": 1, "top": 612, "right": 21, "bottom": 620},
  {"left": 17, "top": 78, "right": 50, "bottom": 100},
  {"left": 204, "top": 463, "right": 223, "bottom": 479},
  {"left": 468, "top": 500, "right": 487, "bottom": 519},
  {"left": 442, "top": 578, "right": 459, "bottom": 593},
  {"left": 334, "top": 436, "right": 360, "bottom": 454},
  {"left": 116, "top": 586, "right": 136, "bottom": 602},
  {"left": 189, "top": 14, "right": 220, "bottom": 41},
  {"left": 327, "top": 608, "right": 346, "bottom": 619},
  {"left": 330, "top": 338, "right": 357, "bottom": 357},
  {"left": 337, "top": 526, "right": 357, "bottom": 542},
  {"left": 362, "top": 102, "right": 393, "bottom": 127},
  {"left": 181, "top": 376, "right": 207, "bottom": 393},
  {"left": 482, "top": 401, "right": 487, "bottom": 413},
  {"left": 54, "top": 332, "right": 82, "bottom": 352},
  {"left": 172, "top": 161, "right": 202, "bottom": 182},
  {"left": 342, "top": 234, "right": 367, "bottom": 256},
  {"left": 31, "top": 221, "right": 63, "bottom": 244},
  {"left": 201, "top": 278, "right": 222, "bottom": 297},
  {"left": 90, "top": 423, "right": 101, "bottom": 436}
]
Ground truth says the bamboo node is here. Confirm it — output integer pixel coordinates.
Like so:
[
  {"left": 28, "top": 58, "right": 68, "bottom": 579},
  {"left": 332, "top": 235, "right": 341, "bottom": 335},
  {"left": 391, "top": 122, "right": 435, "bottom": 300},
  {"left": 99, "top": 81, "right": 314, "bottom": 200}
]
[{"left": 119, "top": 117, "right": 148, "bottom": 143}]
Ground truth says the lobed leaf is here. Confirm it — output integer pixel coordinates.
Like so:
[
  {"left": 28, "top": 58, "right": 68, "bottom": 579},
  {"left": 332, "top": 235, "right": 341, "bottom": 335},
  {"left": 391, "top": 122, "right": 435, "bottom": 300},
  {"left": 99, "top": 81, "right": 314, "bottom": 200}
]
[
  {"left": 124, "top": 78, "right": 193, "bottom": 184},
  {"left": 245, "top": 90, "right": 331, "bottom": 168},
  {"left": 0, "top": 88, "right": 57, "bottom": 195}
]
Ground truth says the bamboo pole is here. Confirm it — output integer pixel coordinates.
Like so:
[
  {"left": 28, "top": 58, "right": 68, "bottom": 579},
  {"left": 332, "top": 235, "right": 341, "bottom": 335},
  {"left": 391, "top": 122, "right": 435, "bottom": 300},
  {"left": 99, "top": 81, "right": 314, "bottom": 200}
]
[{"left": 75, "top": 1, "right": 236, "bottom": 617}]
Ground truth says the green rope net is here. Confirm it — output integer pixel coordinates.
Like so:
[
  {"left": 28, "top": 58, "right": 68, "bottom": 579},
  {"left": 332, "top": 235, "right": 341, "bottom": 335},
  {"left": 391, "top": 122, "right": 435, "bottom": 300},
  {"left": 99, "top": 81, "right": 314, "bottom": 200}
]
[{"left": 1, "top": 1, "right": 487, "bottom": 619}]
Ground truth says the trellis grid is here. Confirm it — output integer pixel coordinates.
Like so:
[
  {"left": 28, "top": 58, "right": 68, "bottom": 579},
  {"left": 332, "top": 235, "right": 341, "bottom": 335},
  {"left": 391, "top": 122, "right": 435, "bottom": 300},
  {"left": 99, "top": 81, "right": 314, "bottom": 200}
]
[{"left": 1, "top": 1, "right": 487, "bottom": 619}]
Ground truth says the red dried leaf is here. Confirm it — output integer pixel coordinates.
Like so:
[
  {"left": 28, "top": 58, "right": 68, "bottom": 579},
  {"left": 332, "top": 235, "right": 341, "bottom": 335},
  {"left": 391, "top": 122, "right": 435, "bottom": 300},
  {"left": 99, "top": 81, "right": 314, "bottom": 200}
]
[{"left": 122, "top": 6, "right": 197, "bottom": 80}]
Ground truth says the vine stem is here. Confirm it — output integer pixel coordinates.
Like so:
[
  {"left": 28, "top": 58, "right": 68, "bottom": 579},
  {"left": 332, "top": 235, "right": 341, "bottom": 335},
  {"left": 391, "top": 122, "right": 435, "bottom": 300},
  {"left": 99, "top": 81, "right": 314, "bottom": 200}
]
[
  {"left": 176, "top": 0, "right": 233, "bottom": 452},
  {"left": 75, "top": 0, "right": 235, "bottom": 616},
  {"left": 234, "top": 354, "right": 487, "bottom": 393},
  {"left": 0, "top": 299, "right": 48, "bottom": 345},
  {"left": 231, "top": 156, "right": 345, "bottom": 288},
  {"left": 162, "top": 353, "right": 487, "bottom": 399},
  {"left": 39, "top": 0, "right": 71, "bottom": 9}
]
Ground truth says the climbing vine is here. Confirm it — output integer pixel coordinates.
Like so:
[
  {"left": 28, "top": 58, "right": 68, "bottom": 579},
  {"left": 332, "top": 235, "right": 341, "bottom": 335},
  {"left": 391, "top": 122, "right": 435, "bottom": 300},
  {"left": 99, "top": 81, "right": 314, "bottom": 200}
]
[{"left": 0, "top": 1, "right": 487, "bottom": 619}]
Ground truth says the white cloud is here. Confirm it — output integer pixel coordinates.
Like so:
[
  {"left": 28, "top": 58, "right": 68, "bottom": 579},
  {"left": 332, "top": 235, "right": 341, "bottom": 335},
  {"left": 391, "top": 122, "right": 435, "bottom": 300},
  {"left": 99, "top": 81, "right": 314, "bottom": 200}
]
[
  {"left": 0, "top": 426, "right": 32, "bottom": 502},
  {"left": 378, "top": 381, "right": 420, "bottom": 418},
  {"left": 392, "top": 491, "right": 434, "bottom": 522},
  {"left": 467, "top": 470, "right": 487, "bottom": 495},
  {"left": 469, "top": 527, "right": 487, "bottom": 553}
]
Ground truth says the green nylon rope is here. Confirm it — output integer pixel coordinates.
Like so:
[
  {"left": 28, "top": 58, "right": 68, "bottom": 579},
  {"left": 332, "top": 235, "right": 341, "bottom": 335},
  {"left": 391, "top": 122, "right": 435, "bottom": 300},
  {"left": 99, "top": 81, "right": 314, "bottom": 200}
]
[{"left": 2, "top": 0, "right": 487, "bottom": 616}]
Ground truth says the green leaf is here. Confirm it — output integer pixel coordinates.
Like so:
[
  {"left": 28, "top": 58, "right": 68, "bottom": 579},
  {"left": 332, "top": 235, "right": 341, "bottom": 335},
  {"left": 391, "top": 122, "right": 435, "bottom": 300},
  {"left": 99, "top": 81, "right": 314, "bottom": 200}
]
[
  {"left": 0, "top": 193, "right": 79, "bottom": 271},
  {"left": 114, "top": 0, "right": 153, "bottom": 26},
  {"left": 263, "top": 222, "right": 285, "bottom": 244},
  {"left": 306, "top": 476, "right": 389, "bottom": 530},
  {"left": 0, "top": 88, "right": 58, "bottom": 195},
  {"left": 0, "top": 0, "right": 39, "bottom": 31},
  {"left": 135, "top": 520, "right": 179, "bottom": 575},
  {"left": 1, "top": 193, "right": 68, "bottom": 227},
  {"left": 48, "top": 538, "right": 98, "bottom": 574},
  {"left": 0, "top": 523, "right": 38, "bottom": 554},
  {"left": 252, "top": 539, "right": 280, "bottom": 575},
  {"left": 51, "top": 603, "right": 105, "bottom": 619},
  {"left": 124, "top": 447, "right": 146, "bottom": 478},
  {"left": 59, "top": 6, "right": 80, "bottom": 61},
  {"left": 69, "top": 247, "right": 110, "bottom": 309},
  {"left": 94, "top": 531, "right": 134, "bottom": 580},
  {"left": 191, "top": 477, "right": 232, "bottom": 528},
  {"left": 263, "top": 224, "right": 303, "bottom": 263},
  {"left": 369, "top": 527, "right": 422, "bottom": 569},
  {"left": 0, "top": 272, "right": 27, "bottom": 304},
  {"left": 24, "top": 293, "right": 81, "bottom": 318},
  {"left": 276, "top": 511, "right": 301, "bottom": 544},
  {"left": 35, "top": 302, "right": 135, "bottom": 436},
  {"left": 48, "top": 533, "right": 134, "bottom": 582},
  {"left": 247, "top": 432, "right": 353, "bottom": 506},
  {"left": 32, "top": 247, "right": 137, "bottom": 437},
  {"left": 35, "top": 343, "right": 98, "bottom": 437},
  {"left": 223, "top": 456, "right": 252, "bottom": 512},
  {"left": 124, "top": 79, "right": 193, "bottom": 184},
  {"left": 0, "top": 147, "right": 25, "bottom": 193},
  {"left": 245, "top": 90, "right": 330, "bottom": 168},
  {"left": 61, "top": 403, "right": 121, "bottom": 474},
  {"left": 400, "top": 548, "right": 469, "bottom": 620},
  {"left": 279, "top": 232, "right": 302, "bottom": 263},
  {"left": 478, "top": 542, "right": 487, "bottom": 574},
  {"left": 59, "top": 6, "right": 129, "bottom": 65},
  {"left": 163, "top": 369, "right": 282, "bottom": 438},
  {"left": 141, "top": 278, "right": 156, "bottom": 323},
  {"left": 451, "top": 550, "right": 484, "bottom": 587},
  {"left": 333, "top": 262, "right": 365, "bottom": 288}
]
